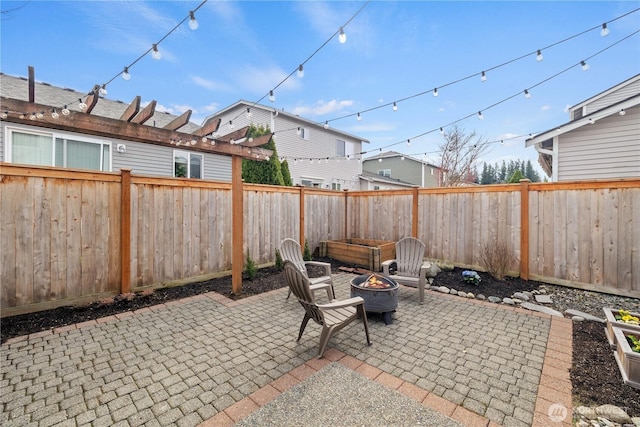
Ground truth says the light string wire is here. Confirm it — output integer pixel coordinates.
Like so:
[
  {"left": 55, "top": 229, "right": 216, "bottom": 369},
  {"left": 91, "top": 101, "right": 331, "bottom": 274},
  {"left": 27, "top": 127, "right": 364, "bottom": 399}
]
[
  {"left": 277, "top": 29, "right": 639, "bottom": 163},
  {"left": 228, "top": 0, "right": 371, "bottom": 125}
]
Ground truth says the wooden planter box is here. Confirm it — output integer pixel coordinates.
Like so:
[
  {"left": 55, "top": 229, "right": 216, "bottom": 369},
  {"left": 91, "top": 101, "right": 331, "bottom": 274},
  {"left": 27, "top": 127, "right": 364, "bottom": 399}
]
[
  {"left": 603, "top": 308, "right": 640, "bottom": 348},
  {"left": 612, "top": 326, "right": 640, "bottom": 389},
  {"left": 319, "top": 239, "right": 395, "bottom": 272}
]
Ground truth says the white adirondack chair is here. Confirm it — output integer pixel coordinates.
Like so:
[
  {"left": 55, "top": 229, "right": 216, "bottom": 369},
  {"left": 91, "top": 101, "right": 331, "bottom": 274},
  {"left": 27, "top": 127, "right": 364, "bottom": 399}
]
[
  {"left": 381, "top": 237, "right": 429, "bottom": 304},
  {"left": 279, "top": 238, "right": 335, "bottom": 300}
]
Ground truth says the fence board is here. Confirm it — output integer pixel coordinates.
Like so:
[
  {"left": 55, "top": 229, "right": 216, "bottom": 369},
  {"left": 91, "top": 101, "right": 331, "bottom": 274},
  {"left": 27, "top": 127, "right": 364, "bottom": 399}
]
[
  {"left": 50, "top": 180, "right": 67, "bottom": 301},
  {"left": 33, "top": 178, "right": 51, "bottom": 303}
]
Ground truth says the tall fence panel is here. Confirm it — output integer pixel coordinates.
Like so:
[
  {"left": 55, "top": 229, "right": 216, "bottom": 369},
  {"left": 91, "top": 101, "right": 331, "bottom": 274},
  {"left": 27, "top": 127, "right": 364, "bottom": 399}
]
[
  {"left": 346, "top": 190, "right": 414, "bottom": 241},
  {"left": 305, "top": 190, "right": 347, "bottom": 253},
  {"left": 0, "top": 166, "right": 121, "bottom": 310},
  {"left": 130, "top": 177, "right": 232, "bottom": 289},
  {"left": 528, "top": 182, "right": 640, "bottom": 295}
]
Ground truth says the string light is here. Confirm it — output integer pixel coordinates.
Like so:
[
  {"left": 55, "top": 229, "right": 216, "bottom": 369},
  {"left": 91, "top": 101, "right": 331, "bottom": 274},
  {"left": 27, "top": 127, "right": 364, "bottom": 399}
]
[
  {"left": 51, "top": 109, "right": 59, "bottom": 119},
  {"left": 30, "top": 112, "right": 36, "bottom": 120},
  {"left": 269, "top": 90, "right": 275, "bottom": 102},
  {"left": 433, "top": 88, "right": 438, "bottom": 97},
  {"left": 228, "top": 120, "right": 234, "bottom": 129},
  {"left": 600, "top": 23, "right": 610, "bottom": 37},
  {"left": 78, "top": 99, "right": 87, "bottom": 111},
  {"left": 477, "top": 111, "right": 484, "bottom": 120},
  {"left": 339, "top": 27, "right": 347, "bottom": 44},
  {"left": 297, "top": 64, "right": 304, "bottom": 78},
  {"left": 406, "top": 139, "right": 411, "bottom": 147},
  {"left": 1, "top": 111, "right": 7, "bottom": 119},
  {"left": 151, "top": 44, "right": 161, "bottom": 60},
  {"left": 36, "top": 111, "right": 44, "bottom": 119},
  {"left": 188, "top": 11, "right": 199, "bottom": 30},
  {"left": 439, "top": 128, "right": 444, "bottom": 135},
  {"left": 524, "top": 89, "right": 531, "bottom": 99},
  {"left": 99, "top": 84, "right": 107, "bottom": 97},
  {"left": 481, "top": 71, "right": 487, "bottom": 82},
  {"left": 324, "top": 121, "right": 329, "bottom": 129},
  {"left": 357, "top": 112, "right": 362, "bottom": 121},
  {"left": 619, "top": 109, "right": 626, "bottom": 116},
  {"left": 245, "top": 107, "right": 252, "bottom": 119},
  {"left": 581, "top": 60, "right": 590, "bottom": 71},
  {"left": 392, "top": 102, "right": 398, "bottom": 111},
  {"left": 296, "top": 127, "right": 301, "bottom": 135},
  {"left": 122, "top": 67, "right": 131, "bottom": 80},
  {"left": 62, "top": 106, "right": 70, "bottom": 116},
  {"left": 536, "top": 50, "right": 543, "bottom": 62}
]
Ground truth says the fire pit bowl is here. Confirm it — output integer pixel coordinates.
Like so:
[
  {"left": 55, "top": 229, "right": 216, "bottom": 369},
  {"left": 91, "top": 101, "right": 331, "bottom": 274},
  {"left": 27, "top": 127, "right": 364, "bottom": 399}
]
[{"left": 350, "top": 274, "right": 399, "bottom": 325}]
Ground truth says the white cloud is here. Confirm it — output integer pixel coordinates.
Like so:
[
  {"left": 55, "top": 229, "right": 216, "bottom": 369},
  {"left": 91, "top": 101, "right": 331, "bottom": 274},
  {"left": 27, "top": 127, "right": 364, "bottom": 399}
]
[
  {"left": 202, "top": 103, "right": 220, "bottom": 113},
  {"left": 144, "top": 101, "right": 194, "bottom": 116},
  {"left": 291, "top": 99, "right": 353, "bottom": 117},
  {"left": 190, "top": 76, "right": 232, "bottom": 92},
  {"left": 541, "top": 105, "right": 551, "bottom": 111},
  {"left": 563, "top": 104, "right": 572, "bottom": 113}
]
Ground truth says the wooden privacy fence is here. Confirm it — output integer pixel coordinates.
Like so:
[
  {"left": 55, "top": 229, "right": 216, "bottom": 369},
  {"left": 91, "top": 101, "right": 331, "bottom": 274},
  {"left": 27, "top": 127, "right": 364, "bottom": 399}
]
[{"left": 1, "top": 163, "right": 639, "bottom": 315}]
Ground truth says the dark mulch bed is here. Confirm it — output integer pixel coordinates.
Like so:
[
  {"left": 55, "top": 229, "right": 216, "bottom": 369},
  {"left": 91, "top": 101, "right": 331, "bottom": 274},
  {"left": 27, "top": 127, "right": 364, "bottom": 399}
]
[{"left": 1, "top": 258, "right": 638, "bottom": 416}]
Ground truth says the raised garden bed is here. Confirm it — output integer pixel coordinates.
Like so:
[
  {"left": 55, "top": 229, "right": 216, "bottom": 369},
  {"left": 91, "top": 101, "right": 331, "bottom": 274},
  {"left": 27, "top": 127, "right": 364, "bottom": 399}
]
[
  {"left": 603, "top": 308, "right": 640, "bottom": 348},
  {"left": 319, "top": 238, "right": 395, "bottom": 272},
  {"left": 612, "top": 326, "right": 640, "bottom": 390}
]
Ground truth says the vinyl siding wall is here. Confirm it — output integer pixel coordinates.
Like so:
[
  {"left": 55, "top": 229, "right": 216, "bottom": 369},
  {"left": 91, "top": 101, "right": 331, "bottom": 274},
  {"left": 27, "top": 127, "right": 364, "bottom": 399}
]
[
  {"left": 363, "top": 157, "right": 440, "bottom": 187},
  {"left": 558, "top": 104, "right": 640, "bottom": 181},
  {"left": 213, "top": 105, "right": 363, "bottom": 190},
  {"left": 584, "top": 78, "right": 640, "bottom": 115}
]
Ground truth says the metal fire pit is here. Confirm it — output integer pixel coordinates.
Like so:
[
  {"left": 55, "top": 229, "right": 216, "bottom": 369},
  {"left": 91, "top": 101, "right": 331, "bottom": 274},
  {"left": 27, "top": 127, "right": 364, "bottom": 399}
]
[{"left": 350, "top": 274, "right": 399, "bottom": 325}]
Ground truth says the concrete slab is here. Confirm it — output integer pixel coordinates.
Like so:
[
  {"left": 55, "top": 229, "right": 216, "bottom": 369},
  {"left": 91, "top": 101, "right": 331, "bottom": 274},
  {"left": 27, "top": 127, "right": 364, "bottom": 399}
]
[
  {"left": 521, "top": 302, "right": 564, "bottom": 317},
  {"left": 565, "top": 309, "right": 605, "bottom": 323},
  {"left": 535, "top": 294, "right": 553, "bottom": 304}
]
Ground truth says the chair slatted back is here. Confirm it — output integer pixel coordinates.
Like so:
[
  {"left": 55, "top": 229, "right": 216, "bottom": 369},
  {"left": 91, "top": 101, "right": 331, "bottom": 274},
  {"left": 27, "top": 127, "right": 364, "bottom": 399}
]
[
  {"left": 395, "top": 237, "right": 426, "bottom": 277},
  {"left": 284, "top": 261, "right": 324, "bottom": 325},
  {"left": 280, "top": 239, "right": 308, "bottom": 276}
]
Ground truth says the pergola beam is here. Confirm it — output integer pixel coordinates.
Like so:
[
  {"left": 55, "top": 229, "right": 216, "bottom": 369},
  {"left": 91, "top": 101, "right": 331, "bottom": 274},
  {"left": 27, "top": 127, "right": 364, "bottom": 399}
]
[
  {"left": 163, "top": 109, "right": 192, "bottom": 131},
  {"left": 120, "top": 96, "right": 141, "bottom": 121}
]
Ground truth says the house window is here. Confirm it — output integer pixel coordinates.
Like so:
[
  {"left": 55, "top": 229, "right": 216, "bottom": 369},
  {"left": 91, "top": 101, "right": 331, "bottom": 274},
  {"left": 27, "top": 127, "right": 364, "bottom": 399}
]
[
  {"left": 378, "top": 169, "right": 391, "bottom": 177},
  {"left": 174, "top": 150, "right": 203, "bottom": 179},
  {"left": 300, "top": 179, "right": 320, "bottom": 188},
  {"left": 336, "top": 139, "right": 345, "bottom": 157},
  {"left": 373, "top": 185, "right": 380, "bottom": 190},
  {"left": 430, "top": 168, "right": 434, "bottom": 175},
  {"left": 6, "top": 127, "right": 111, "bottom": 171},
  {"left": 332, "top": 182, "right": 341, "bottom": 191},
  {"left": 299, "top": 127, "right": 310, "bottom": 140}
]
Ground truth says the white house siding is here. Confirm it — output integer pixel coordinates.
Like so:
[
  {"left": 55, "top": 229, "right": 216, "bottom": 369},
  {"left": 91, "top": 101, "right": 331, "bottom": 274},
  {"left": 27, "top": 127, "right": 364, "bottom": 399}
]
[
  {"left": 584, "top": 79, "right": 640, "bottom": 115},
  {"left": 213, "top": 104, "right": 363, "bottom": 190},
  {"left": 363, "top": 156, "right": 440, "bottom": 188},
  {"left": 0, "top": 126, "right": 4, "bottom": 161},
  {"left": 557, "top": 104, "right": 640, "bottom": 181}
]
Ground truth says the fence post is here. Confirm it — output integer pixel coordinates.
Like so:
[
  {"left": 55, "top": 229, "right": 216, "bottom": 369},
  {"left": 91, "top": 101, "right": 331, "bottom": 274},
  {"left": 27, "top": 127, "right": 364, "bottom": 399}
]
[
  {"left": 232, "top": 156, "right": 243, "bottom": 294},
  {"left": 120, "top": 169, "right": 132, "bottom": 294},
  {"left": 299, "top": 186, "right": 305, "bottom": 246},
  {"left": 519, "top": 179, "right": 530, "bottom": 280},
  {"left": 412, "top": 187, "right": 419, "bottom": 238},
  {"left": 344, "top": 190, "right": 349, "bottom": 239}
]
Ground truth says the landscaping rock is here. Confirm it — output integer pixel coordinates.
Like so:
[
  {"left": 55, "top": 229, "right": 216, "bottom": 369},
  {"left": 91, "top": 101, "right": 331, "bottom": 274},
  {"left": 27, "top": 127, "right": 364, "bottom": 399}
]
[
  {"left": 512, "top": 298, "right": 523, "bottom": 304},
  {"left": 595, "top": 405, "right": 632, "bottom": 424},
  {"left": 466, "top": 292, "right": 475, "bottom": 299},
  {"left": 631, "top": 417, "right": 640, "bottom": 427},
  {"left": 488, "top": 296, "right": 501, "bottom": 303},
  {"left": 476, "top": 294, "right": 486, "bottom": 300},
  {"left": 430, "top": 285, "right": 440, "bottom": 291},
  {"left": 534, "top": 294, "right": 553, "bottom": 304},
  {"left": 575, "top": 406, "right": 598, "bottom": 420},
  {"left": 502, "top": 298, "right": 515, "bottom": 305},
  {"left": 565, "top": 309, "right": 605, "bottom": 323},
  {"left": 450, "top": 289, "right": 458, "bottom": 295},
  {"left": 520, "top": 302, "right": 564, "bottom": 317},
  {"left": 572, "top": 316, "right": 585, "bottom": 322},
  {"left": 457, "top": 291, "right": 467, "bottom": 297},
  {"left": 424, "top": 262, "right": 441, "bottom": 278},
  {"left": 431, "top": 260, "right": 454, "bottom": 271},
  {"left": 512, "top": 292, "right": 530, "bottom": 301},
  {"left": 437, "top": 286, "right": 450, "bottom": 294}
]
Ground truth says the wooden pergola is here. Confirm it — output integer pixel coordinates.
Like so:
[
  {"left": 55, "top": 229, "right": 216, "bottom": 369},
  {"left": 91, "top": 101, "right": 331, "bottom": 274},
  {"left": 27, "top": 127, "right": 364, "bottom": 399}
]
[{"left": 1, "top": 84, "right": 273, "bottom": 295}]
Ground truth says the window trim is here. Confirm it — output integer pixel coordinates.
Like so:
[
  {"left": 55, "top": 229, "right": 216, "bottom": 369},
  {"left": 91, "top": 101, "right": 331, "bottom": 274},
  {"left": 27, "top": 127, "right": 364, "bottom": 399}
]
[
  {"left": 299, "top": 127, "right": 310, "bottom": 140},
  {"left": 4, "top": 124, "right": 112, "bottom": 171},
  {"left": 378, "top": 169, "right": 391, "bottom": 177},
  {"left": 336, "top": 139, "right": 346, "bottom": 157},
  {"left": 173, "top": 149, "right": 204, "bottom": 179}
]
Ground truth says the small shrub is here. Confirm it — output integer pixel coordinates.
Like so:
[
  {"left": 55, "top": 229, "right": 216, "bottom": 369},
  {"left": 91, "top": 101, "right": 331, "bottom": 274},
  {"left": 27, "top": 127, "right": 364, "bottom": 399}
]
[
  {"left": 479, "top": 241, "right": 517, "bottom": 281},
  {"left": 275, "top": 249, "right": 284, "bottom": 271},
  {"left": 303, "top": 239, "right": 312, "bottom": 261},
  {"left": 244, "top": 251, "right": 256, "bottom": 280}
]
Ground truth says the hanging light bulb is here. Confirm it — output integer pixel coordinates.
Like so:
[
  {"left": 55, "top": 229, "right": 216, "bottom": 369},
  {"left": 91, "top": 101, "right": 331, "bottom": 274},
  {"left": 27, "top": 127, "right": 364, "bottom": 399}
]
[
  {"left": 378, "top": 158, "right": 382, "bottom": 162},
  {"left": 36, "top": 111, "right": 44, "bottom": 119},
  {"left": 30, "top": 112, "right": 36, "bottom": 120},
  {"left": 619, "top": 109, "right": 626, "bottom": 116},
  {"left": 228, "top": 120, "right": 234, "bottom": 129},
  {"left": 51, "top": 109, "right": 59, "bottom": 119},
  {"left": 392, "top": 102, "right": 398, "bottom": 111},
  {"left": 62, "top": 106, "right": 70, "bottom": 116},
  {"left": 99, "top": 84, "right": 107, "bottom": 97},
  {"left": 297, "top": 64, "right": 304, "bottom": 78},
  {"left": 477, "top": 111, "right": 484, "bottom": 120},
  {"left": 536, "top": 50, "right": 543, "bottom": 62},
  {"left": 151, "top": 44, "right": 161, "bottom": 60},
  {"left": 338, "top": 27, "right": 347, "bottom": 44},
  {"left": 600, "top": 23, "right": 609, "bottom": 37},
  {"left": 19, "top": 113, "right": 25, "bottom": 119},
  {"left": 269, "top": 90, "right": 275, "bottom": 102},
  {"left": 433, "top": 88, "right": 438, "bottom": 97},
  {"left": 325, "top": 158, "right": 329, "bottom": 164},
  {"left": 122, "top": 67, "right": 131, "bottom": 81},
  {"left": 524, "top": 89, "right": 531, "bottom": 99},
  {"left": 439, "top": 127, "right": 444, "bottom": 135},
  {"left": 296, "top": 127, "right": 301, "bottom": 135},
  {"left": 78, "top": 99, "right": 87, "bottom": 111},
  {"left": 324, "top": 121, "right": 329, "bottom": 129},
  {"left": 500, "top": 140, "right": 504, "bottom": 145},
  {"left": 581, "top": 61, "right": 590, "bottom": 71},
  {"left": 481, "top": 71, "right": 487, "bottom": 82},
  {"left": 357, "top": 113, "right": 362, "bottom": 121},
  {"left": 245, "top": 107, "right": 252, "bottom": 119},
  {"left": 1, "top": 111, "right": 8, "bottom": 119},
  {"left": 588, "top": 117, "right": 595, "bottom": 124},
  {"left": 406, "top": 139, "right": 411, "bottom": 147},
  {"left": 188, "top": 11, "right": 199, "bottom": 30}
]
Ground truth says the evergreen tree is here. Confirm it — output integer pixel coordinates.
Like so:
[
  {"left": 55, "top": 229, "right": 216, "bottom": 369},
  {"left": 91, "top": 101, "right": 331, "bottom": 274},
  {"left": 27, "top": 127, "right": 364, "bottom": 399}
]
[
  {"left": 508, "top": 169, "right": 525, "bottom": 183},
  {"left": 280, "top": 159, "right": 293, "bottom": 186},
  {"left": 242, "top": 125, "right": 285, "bottom": 185},
  {"left": 499, "top": 161, "right": 507, "bottom": 183}
]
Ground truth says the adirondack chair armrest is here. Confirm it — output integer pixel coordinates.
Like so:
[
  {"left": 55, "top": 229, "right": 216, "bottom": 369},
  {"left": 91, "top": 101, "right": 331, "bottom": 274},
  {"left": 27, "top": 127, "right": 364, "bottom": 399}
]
[
  {"left": 382, "top": 259, "right": 397, "bottom": 276},
  {"left": 305, "top": 261, "right": 332, "bottom": 276},
  {"left": 319, "top": 297, "right": 364, "bottom": 310}
]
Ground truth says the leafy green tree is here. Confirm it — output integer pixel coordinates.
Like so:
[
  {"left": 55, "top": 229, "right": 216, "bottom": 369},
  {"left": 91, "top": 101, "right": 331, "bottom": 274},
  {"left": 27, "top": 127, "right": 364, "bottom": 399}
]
[
  {"left": 508, "top": 169, "right": 525, "bottom": 183},
  {"left": 242, "top": 125, "right": 284, "bottom": 185},
  {"left": 280, "top": 159, "right": 293, "bottom": 186}
]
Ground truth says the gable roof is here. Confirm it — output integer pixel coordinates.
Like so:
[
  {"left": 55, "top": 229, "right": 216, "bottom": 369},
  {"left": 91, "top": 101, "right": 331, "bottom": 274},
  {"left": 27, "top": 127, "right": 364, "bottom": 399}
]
[
  {"left": 207, "top": 100, "right": 370, "bottom": 144},
  {"left": 359, "top": 170, "right": 417, "bottom": 187},
  {"left": 569, "top": 73, "right": 640, "bottom": 113},
  {"left": 364, "top": 150, "right": 440, "bottom": 169}
]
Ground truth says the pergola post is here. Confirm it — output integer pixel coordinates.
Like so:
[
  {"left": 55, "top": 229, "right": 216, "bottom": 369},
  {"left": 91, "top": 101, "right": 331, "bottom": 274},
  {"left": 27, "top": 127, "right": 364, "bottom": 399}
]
[{"left": 232, "top": 156, "right": 244, "bottom": 294}]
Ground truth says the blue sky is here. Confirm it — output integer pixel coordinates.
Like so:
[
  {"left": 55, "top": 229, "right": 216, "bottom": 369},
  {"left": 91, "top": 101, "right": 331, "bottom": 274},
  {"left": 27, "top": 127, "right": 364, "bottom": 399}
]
[{"left": 2, "top": 1, "right": 639, "bottom": 174}]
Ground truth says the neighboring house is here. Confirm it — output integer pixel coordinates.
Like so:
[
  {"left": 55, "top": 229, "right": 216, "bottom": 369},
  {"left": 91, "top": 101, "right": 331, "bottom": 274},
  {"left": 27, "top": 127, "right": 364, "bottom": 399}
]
[
  {"left": 359, "top": 170, "right": 417, "bottom": 190},
  {"left": 0, "top": 73, "right": 242, "bottom": 180},
  {"left": 525, "top": 74, "right": 640, "bottom": 182},
  {"left": 206, "top": 101, "right": 369, "bottom": 190},
  {"left": 362, "top": 151, "right": 442, "bottom": 188}
]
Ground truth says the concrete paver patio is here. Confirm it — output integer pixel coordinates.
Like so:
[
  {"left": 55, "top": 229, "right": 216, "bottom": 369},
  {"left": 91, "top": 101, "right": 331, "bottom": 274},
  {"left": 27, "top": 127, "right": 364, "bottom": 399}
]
[{"left": 1, "top": 273, "right": 573, "bottom": 426}]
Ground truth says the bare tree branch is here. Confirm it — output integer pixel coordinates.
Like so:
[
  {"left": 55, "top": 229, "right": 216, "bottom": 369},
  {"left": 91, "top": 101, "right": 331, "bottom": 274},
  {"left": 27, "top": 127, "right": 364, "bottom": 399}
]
[{"left": 438, "top": 125, "right": 489, "bottom": 186}]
